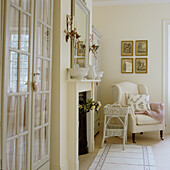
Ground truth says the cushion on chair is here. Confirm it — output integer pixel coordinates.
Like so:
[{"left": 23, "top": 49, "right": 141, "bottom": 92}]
[
  {"left": 126, "top": 93, "right": 151, "bottom": 112},
  {"left": 136, "top": 114, "right": 161, "bottom": 125}
]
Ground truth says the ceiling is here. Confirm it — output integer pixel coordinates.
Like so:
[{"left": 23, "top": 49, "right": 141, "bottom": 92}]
[{"left": 93, "top": 0, "right": 170, "bottom": 6}]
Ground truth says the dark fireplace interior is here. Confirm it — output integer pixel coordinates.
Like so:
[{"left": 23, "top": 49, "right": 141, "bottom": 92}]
[{"left": 79, "top": 92, "right": 88, "bottom": 155}]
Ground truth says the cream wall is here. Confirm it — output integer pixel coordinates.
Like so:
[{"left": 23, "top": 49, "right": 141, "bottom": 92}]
[
  {"left": 92, "top": 3, "right": 170, "bottom": 118},
  {"left": 51, "top": 0, "right": 92, "bottom": 169}
]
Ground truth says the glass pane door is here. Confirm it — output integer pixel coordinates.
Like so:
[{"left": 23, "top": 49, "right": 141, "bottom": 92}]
[
  {"left": 3, "top": 0, "right": 33, "bottom": 169},
  {"left": 32, "top": 0, "right": 52, "bottom": 168}
]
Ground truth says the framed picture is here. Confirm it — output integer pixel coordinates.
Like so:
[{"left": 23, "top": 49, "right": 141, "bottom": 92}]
[
  {"left": 77, "top": 41, "right": 85, "bottom": 56},
  {"left": 121, "top": 41, "right": 133, "bottom": 56},
  {"left": 135, "top": 58, "right": 147, "bottom": 73},
  {"left": 121, "top": 58, "right": 133, "bottom": 73},
  {"left": 135, "top": 40, "right": 148, "bottom": 56},
  {"left": 77, "top": 58, "right": 85, "bottom": 67}
]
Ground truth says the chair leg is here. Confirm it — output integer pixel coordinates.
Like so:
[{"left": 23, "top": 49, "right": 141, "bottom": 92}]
[
  {"left": 123, "top": 135, "right": 125, "bottom": 150},
  {"left": 125, "top": 134, "right": 127, "bottom": 143},
  {"left": 132, "top": 133, "right": 136, "bottom": 143},
  {"left": 160, "top": 130, "right": 164, "bottom": 140},
  {"left": 101, "top": 115, "right": 107, "bottom": 148}
]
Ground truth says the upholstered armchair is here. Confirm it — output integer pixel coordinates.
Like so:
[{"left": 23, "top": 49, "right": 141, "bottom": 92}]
[{"left": 112, "top": 81, "right": 165, "bottom": 143}]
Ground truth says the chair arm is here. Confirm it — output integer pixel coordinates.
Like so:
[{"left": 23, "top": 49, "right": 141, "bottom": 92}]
[
  {"left": 129, "top": 107, "right": 136, "bottom": 120},
  {"left": 149, "top": 102, "right": 165, "bottom": 111},
  {"left": 149, "top": 102, "right": 165, "bottom": 125}
]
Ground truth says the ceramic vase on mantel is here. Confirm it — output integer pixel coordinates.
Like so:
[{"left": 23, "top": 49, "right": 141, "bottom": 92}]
[{"left": 87, "top": 65, "right": 97, "bottom": 79}]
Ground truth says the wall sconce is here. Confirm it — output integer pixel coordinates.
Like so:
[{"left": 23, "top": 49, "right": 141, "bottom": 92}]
[
  {"left": 89, "top": 34, "right": 99, "bottom": 59},
  {"left": 64, "top": 15, "right": 81, "bottom": 43},
  {"left": 90, "top": 44, "right": 99, "bottom": 53}
]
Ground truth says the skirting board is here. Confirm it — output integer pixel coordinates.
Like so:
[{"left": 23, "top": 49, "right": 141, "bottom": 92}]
[{"left": 50, "top": 160, "right": 68, "bottom": 170}]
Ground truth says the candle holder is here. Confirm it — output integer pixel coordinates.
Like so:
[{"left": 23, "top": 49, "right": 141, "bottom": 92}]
[
  {"left": 64, "top": 15, "right": 81, "bottom": 43},
  {"left": 89, "top": 34, "right": 99, "bottom": 59}
]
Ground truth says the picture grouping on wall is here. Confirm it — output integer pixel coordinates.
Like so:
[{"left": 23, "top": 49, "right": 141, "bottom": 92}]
[{"left": 121, "top": 40, "right": 148, "bottom": 73}]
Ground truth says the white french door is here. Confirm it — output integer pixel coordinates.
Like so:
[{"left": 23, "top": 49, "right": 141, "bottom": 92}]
[
  {"left": 2, "top": 0, "right": 34, "bottom": 169},
  {"left": 32, "top": 0, "right": 53, "bottom": 169},
  {"left": 2, "top": 0, "right": 53, "bottom": 170}
]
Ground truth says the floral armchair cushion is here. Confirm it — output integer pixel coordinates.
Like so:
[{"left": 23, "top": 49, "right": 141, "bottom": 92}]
[{"left": 126, "top": 93, "right": 151, "bottom": 112}]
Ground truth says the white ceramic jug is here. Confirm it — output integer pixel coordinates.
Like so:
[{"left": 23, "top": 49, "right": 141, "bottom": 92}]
[{"left": 87, "top": 65, "right": 97, "bottom": 79}]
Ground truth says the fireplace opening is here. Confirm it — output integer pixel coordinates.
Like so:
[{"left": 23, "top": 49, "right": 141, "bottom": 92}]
[{"left": 79, "top": 92, "right": 88, "bottom": 155}]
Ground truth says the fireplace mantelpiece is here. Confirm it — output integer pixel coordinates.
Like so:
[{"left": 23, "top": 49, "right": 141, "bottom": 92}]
[{"left": 67, "top": 79, "right": 101, "bottom": 170}]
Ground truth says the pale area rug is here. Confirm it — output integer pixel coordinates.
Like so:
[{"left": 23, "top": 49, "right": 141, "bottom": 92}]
[{"left": 88, "top": 144, "right": 156, "bottom": 170}]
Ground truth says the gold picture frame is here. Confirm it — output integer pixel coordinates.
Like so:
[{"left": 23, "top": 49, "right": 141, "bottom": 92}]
[
  {"left": 77, "top": 58, "right": 85, "bottom": 67},
  {"left": 77, "top": 41, "right": 85, "bottom": 56},
  {"left": 135, "top": 40, "right": 148, "bottom": 56},
  {"left": 135, "top": 58, "right": 147, "bottom": 73},
  {"left": 121, "top": 58, "right": 133, "bottom": 73},
  {"left": 121, "top": 41, "right": 133, "bottom": 56}
]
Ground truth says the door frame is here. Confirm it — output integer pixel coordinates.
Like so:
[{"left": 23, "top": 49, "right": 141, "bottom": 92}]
[
  {"left": 0, "top": 0, "right": 5, "bottom": 168},
  {"left": 2, "top": 0, "right": 11, "bottom": 168},
  {"left": 163, "top": 19, "right": 170, "bottom": 133}
]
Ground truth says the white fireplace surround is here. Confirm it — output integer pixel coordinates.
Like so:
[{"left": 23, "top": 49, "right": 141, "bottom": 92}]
[{"left": 67, "top": 79, "right": 100, "bottom": 170}]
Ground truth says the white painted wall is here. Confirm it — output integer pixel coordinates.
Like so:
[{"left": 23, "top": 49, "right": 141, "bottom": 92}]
[
  {"left": 92, "top": 3, "right": 170, "bottom": 121},
  {"left": 51, "top": 0, "right": 92, "bottom": 169},
  {"left": 51, "top": 0, "right": 70, "bottom": 169}
]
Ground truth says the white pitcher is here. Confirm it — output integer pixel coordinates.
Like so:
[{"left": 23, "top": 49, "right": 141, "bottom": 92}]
[{"left": 87, "top": 65, "right": 97, "bottom": 79}]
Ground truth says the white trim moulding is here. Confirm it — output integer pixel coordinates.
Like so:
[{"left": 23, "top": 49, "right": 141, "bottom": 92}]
[{"left": 93, "top": 0, "right": 170, "bottom": 7}]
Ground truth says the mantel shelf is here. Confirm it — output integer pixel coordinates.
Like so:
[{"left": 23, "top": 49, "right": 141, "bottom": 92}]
[{"left": 66, "top": 78, "right": 101, "bottom": 83}]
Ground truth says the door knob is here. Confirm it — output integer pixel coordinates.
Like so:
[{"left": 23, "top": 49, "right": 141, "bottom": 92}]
[{"left": 32, "top": 81, "right": 39, "bottom": 92}]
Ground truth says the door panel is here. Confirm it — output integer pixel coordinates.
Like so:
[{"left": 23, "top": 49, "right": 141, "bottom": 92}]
[
  {"left": 35, "top": 94, "right": 42, "bottom": 127},
  {"left": 7, "top": 96, "right": 18, "bottom": 138},
  {"left": 19, "top": 54, "right": 29, "bottom": 92},
  {"left": 3, "top": 0, "right": 33, "bottom": 169},
  {"left": 44, "top": 0, "right": 51, "bottom": 25},
  {"left": 6, "top": 139, "right": 16, "bottom": 170},
  {"left": 9, "top": 7, "right": 19, "bottom": 50},
  {"left": 41, "top": 127, "right": 48, "bottom": 157},
  {"left": 43, "top": 61, "right": 50, "bottom": 90},
  {"left": 42, "top": 94, "right": 48, "bottom": 124},
  {"left": 11, "top": 0, "right": 19, "bottom": 6},
  {"left": 34, "top": 129, "right": 41, "bottom": 162},
  {"left": 33, "top": 0, "right": 53, "bottom": 168},
  {"left": 22, "top": 0, "right": 30, "bottom": 13},
  {"left": 17, "top": 135, "right": 27, "bottom": 170},
  {"left": 37, "top": 0, "right": 43, "bottom": 21},
  {"left": 18, "top": 95, "right": 28, "bottom": 133},
  {"left": 8, "top": 52, "right": 18, "bottom": 92},
  {"left": 43, "top": 27, "right": 50, "bottom": 58},
  {"left": 20, "top": 14, "right": 30, "bottom": 53}
]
